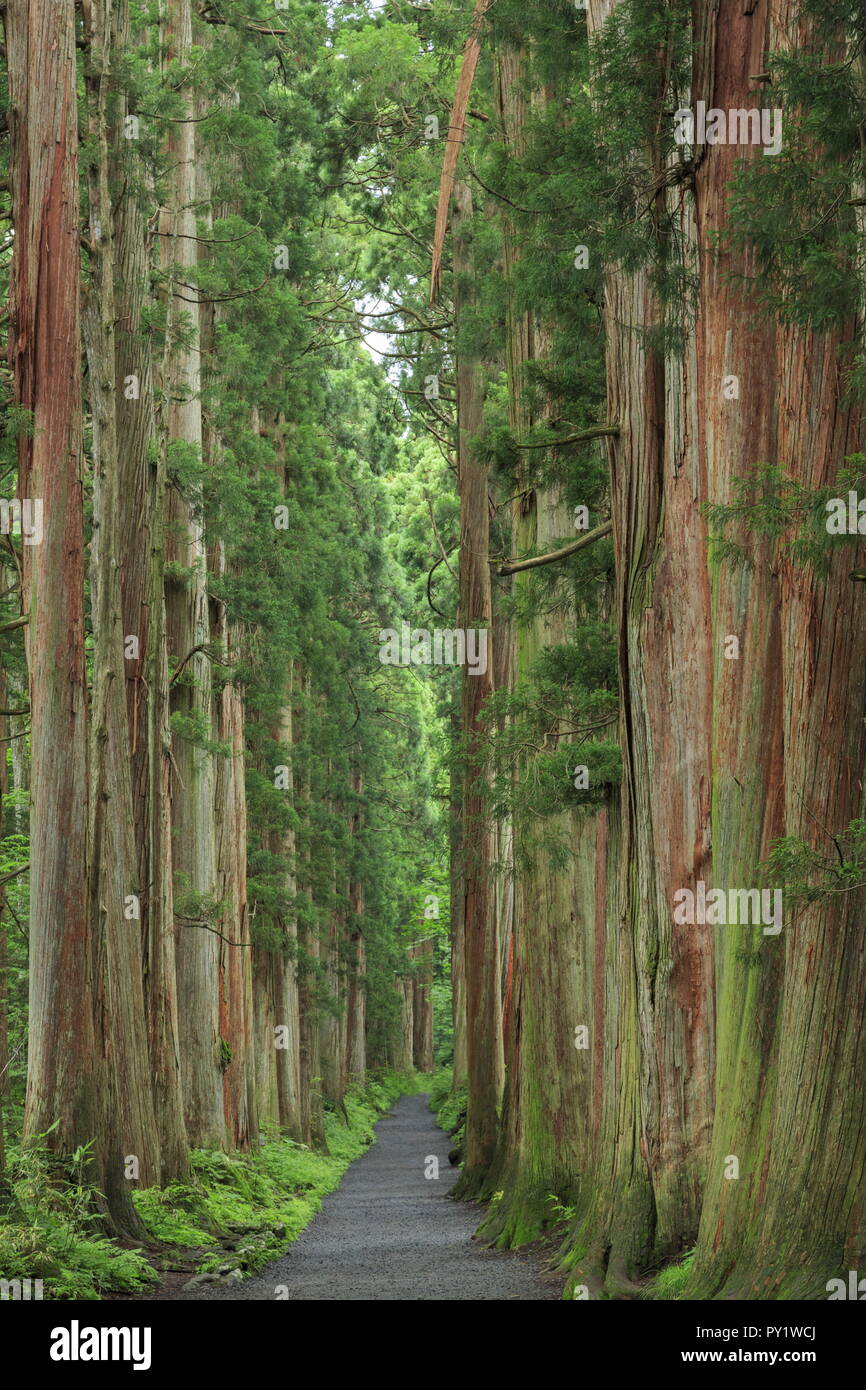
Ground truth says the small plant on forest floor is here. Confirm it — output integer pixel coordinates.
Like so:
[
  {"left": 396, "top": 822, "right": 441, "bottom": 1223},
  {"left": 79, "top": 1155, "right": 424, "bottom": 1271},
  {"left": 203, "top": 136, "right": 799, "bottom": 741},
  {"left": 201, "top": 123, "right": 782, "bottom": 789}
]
[
  {"left": 546, "top": 1194, "right": 576, "bottom": 1224},
  {"left": 642, "top": 1248, "right": 696, "bottom": 1300}
]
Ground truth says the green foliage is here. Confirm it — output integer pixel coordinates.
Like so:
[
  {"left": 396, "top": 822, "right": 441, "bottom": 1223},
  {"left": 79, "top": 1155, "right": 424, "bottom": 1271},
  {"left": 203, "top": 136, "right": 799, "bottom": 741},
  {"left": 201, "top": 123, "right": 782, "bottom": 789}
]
[
  {"left": 704, "top": 459, "right": 866, "bottom": 572},
  {"left": 169, "top": 709, "right": 232, "bottom": 758},
  {"left": 0, "top": 1136, "right": 157, "bottom": 1300},
  {"left": 545, "top": 1192, "right": 576, "bottom": 1224},
  {"left": 723, "top": 45, "right": 864, "bottom": 336},
  {"left": 762, "top": 819, "right": 866, "bottom": 915},
  {"left": 0, "top": 1075, "right": 412, "bottom": 1296},
  {"left": 482, "top": 627, "right": 621, "bottom": 828},
  {"left": 173, "top": 882, "right": 228, "bottom": 931}
]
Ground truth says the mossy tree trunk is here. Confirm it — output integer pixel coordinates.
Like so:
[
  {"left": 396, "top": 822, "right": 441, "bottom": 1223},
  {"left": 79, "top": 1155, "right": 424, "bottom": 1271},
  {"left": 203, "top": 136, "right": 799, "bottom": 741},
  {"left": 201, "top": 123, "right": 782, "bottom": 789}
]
[
  {"left": 563, "top": 0, "right": 717, "bottom": 1293},
  {"left": 296, "top": 666, "right": 327, "bottom": 1147},
  {"left": 410, "top": 937, "right": 434, "bottom": 1074},
  {"left": 346, "top": 770, "right": 367, "bottom": 1086},
  {"left": 270, "top": 663, "right": 304, "bottom": 1137},
  {"left": 82, "top": 0, "right": 163, "bottom": 1224},
  {"left": 449, "top": 695, "right": 468, "bottom": 1088},
  {"left": 686, "top": 0, "right": 866, "bottom": 1298},
  {"left": 0, "top": 678, "right": 7, "bottom": 1180},
  {"left": 480, "top": 40, "right": 597, "bottom": 1248}
]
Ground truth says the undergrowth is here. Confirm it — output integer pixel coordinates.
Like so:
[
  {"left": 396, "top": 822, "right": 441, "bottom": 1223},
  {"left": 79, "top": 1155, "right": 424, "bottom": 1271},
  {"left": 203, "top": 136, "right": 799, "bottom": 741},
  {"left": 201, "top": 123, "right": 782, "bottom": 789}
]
[
  {"left": 0, "top": 1071, "right": 415, "bottom": 1300},
  {"left": 428, "top": 1067, "right": 466, "bottom": 1148}
]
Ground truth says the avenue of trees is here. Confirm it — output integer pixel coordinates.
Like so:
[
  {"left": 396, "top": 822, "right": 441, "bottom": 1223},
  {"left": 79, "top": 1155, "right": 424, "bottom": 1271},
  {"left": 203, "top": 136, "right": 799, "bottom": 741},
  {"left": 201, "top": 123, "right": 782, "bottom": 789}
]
[{"left": 1, "top": 0, "right": 865, "bottom": 1301}]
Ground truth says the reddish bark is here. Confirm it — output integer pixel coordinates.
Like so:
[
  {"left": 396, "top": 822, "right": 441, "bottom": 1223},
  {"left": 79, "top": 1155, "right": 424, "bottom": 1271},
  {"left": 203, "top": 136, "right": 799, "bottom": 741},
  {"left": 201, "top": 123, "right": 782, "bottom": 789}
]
[{"left": 5, "top": 0, "right": 152, "bottom": 1232}]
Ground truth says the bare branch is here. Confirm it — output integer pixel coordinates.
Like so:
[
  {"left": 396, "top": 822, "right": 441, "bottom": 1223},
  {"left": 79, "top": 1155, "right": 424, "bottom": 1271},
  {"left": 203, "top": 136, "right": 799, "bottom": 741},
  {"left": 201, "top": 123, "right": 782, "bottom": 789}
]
[{"left": 498, "top": 521, "right": 612, "bottom": 576}]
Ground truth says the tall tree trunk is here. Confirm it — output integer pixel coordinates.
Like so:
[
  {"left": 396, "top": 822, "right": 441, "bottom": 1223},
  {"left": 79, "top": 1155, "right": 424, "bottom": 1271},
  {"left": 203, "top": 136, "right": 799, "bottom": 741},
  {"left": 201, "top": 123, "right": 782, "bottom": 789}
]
[
  {"left": 212, "top": 567, "right": 255, "bottom": 1149},
  {"left": 345, "top": 771, "right": 367, "bottom": 1086},
  {"left": 296, "top": 664, "right": 326, "bottom": 1147},
  {"left": 319, "top": 775, "right": 348, "bottom": 1111},
  {"left": 686, "top": 0, "right": 866, "bottom": 1298},
  {"left": 251, "top": 944, "right": 279, "bottom": 1133},
  {"left": 5, "top": 0, "right": 146, "bottom": 1234},
  {"left": 159, "top": 0, "right": 224, "bottom": 1150},
  {"left": 564, "top": 0, "right": 716, "bottom": 1292},
  {"left": 113, "top": 0, "right": 188, "bottom": 1183},
  {"left": 81, "top": 0, "right": 163, "bottom": 1223},
  {"left": 471, "top": 39, "right": 626, "bottom": 1253},
  {"left": 200, "top": 85, "right": 256, "bottom": 1153},
  {"left": 270, "top": 663, "right": 303, "bottom": 1136},
  {"left": 0, "top": 673, "right": 7, "bottom": 1179},
  {"left": 452, "top": 178, "right": 503, "bottom": 1195},
  {"left": 345, "top": 932, "right": 367, "bottom": 1085},
  {"left": 390, "top": 975, "right": 415, "bottom": 1073},
  {"left": 410, "top": 937, "right": 434, "bottom": 1074},
  {"left": 448, "top": 694, "right": 467, "bottom": 1087}
]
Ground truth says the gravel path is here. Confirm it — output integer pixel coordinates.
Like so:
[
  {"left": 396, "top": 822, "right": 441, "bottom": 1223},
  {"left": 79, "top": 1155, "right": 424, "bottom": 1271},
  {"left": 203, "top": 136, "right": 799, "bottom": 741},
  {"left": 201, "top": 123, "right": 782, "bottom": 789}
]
[{"left": 167, "top": 1092, "right": 559, "bottom": 1301}]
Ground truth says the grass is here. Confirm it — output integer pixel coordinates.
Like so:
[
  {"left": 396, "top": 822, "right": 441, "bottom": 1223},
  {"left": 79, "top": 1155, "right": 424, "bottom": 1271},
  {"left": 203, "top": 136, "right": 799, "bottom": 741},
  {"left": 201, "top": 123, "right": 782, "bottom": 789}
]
[
  {"left": 0, "top": 1070, "right": 416, "bottom": 1300},
  {"left": 642, "top": 1248, "right": 696, "bottom": 1300}
]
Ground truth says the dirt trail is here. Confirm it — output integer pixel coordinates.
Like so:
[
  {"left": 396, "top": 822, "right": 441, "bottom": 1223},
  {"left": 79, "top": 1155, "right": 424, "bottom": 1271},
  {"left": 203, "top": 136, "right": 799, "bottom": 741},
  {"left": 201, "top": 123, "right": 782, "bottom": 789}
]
[{"left": 160, "top": 1092, "right": 559, "bottom": 1301}]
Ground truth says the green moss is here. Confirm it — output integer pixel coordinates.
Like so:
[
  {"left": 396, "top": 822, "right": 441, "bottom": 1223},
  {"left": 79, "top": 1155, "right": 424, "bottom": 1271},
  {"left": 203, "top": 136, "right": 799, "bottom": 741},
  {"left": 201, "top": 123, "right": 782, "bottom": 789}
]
[{"left": 428, "top": 1067, "right": 467, "bottom": 1143}]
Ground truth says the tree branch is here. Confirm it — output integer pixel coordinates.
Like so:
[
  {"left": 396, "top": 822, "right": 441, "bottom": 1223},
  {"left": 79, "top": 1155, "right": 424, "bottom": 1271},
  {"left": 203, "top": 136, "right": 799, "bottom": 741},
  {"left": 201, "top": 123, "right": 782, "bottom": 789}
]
[
  {"left": 497, "top": 520, "right": 612, "bottom": 576},
  {"left": 169, "top": 643, "right": 213, "bottom": 687},
  {"left": 0, "top": 614, "right": 27, "bottom": 635},
  {"left": 512, "top": 425, "right": 619, "bottom": 450},
  {"left": 426, "top": 497, "right": 457, "bottom": 578},
  {"left": 0, "top": 862, "right": 29, "bottom": 887}
]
